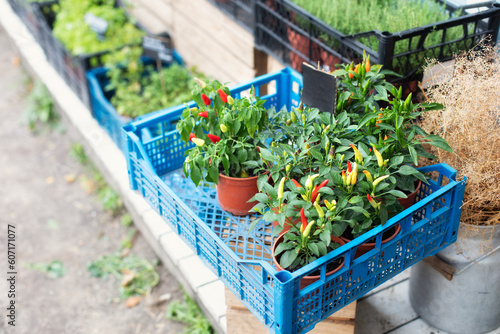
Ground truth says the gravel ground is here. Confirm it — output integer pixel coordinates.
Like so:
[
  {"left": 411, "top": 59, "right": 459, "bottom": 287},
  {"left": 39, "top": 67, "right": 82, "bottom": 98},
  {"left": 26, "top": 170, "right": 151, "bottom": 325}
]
[{"left": 0, "top": 25, "right": 189, "bottom": 334}]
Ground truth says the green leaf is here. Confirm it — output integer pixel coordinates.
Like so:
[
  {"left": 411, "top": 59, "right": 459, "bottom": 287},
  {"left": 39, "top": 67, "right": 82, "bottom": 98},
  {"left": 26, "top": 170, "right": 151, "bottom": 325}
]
[
  {"left": 349, "top": 196, "right": 364, "bottom": 204},
  {"left": 409, "top": 146, "right": 418, "bottom": 166},
  {"left": 317, "top": 242, "right": 328, "bottom": 256},
  {"left": 388, "top": 190, "right": 407, "bottom": 198},
  {"left": 308, "top": 243, "right": 320, "bottom": 256},
  {"left": 320, "top": 230, "right": 330, "bottom": 245},
  {"left": 238, "top": 149, "right": 248, "bottom": 163},
  {"left": 275, "top": 242, "right": 295, "bottom": 256},
  {"left": 331, "top": 222, "right": 346, "bottom": 237},
  {"left": 310, "top": 148, "right": 324, "bottom": 161},
  {"left": 389, "top": 155, "right": 405, "bottom": 168},
  {"left": 280, "top": 249, "right": 298, "bottom": 269},
  {"left": 380, "top": 205, "right": 388, "bottom": 225},
  {"left": 190, "top": 165, "right": 202, "bottom": 186},
  {"left": 253, "top": 192, "right": 270, "bottom": 203},
  {"left": 357, "top": 113, "right": 380, "bottom": 130},
  {"left": 427, "top": 139, "right": 453, "bottom": 153},
  {"left": 397, "top": 164, "right": 419, "bottom": 175}
]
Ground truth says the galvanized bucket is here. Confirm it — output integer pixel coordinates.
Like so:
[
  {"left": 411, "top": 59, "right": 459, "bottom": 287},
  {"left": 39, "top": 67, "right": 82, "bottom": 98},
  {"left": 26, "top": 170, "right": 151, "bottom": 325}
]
[{"left": 409, "top": 222, "right": 500, "bottom": 334}]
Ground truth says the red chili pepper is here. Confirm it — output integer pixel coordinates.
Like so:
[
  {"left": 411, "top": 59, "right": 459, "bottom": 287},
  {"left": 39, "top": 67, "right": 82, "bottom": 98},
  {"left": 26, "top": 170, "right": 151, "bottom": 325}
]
[
  {"left": 292, "top": 179, "right": 302, "bottom": 188},
  {"left": 201, "top": 93, "right": 211, "bottom": 106},
  {"left": 347, "top": 161, "right": 352, "bottom": 173},
  {"left": 300, "top": 208, "right": 307, "bottom": 232},
  {"left": 207, "top": 134, "right": 221, "bottom": 143},
  {"left": 198, "top": 111, "right": 208, "bottom": 118},
  {"left": 311, "top": 179, "right": 329, "bottom": 203},
  {"left": 189, "top": 133, "right": 196, "bottom": 142},
  {"left": 218, "top": 89, "right": 228, "bottom": 103}
]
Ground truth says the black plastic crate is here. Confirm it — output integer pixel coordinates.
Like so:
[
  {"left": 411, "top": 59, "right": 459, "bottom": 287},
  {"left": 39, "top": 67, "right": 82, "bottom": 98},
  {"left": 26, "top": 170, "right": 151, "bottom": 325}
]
[
  {"left": 32, "top": 1, "right": 156, "bottom": 109},
  {"left": 255, "top": 0, "right": 500, "bottom": 87},
  {"left": 207, "top": 0, "right": 254, "bottom": 31},
  {"left": 6, "top": 0, "right": 45, "bottom": 36}
]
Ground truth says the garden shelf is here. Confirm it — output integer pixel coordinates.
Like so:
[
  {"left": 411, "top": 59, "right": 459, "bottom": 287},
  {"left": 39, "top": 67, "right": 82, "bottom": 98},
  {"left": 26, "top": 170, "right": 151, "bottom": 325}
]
[
  {"left": 122, "top": 68, "right": 466, "bottom": 334},
  {"left": 86, "top": 53, "right": 184, "bottom": 153},
  {"left": 6, "top": 0, "right": 41, "bottom": 36},
  {"left": 207, "top": 0, "right": 254, "bottom": 32},
  {"left": 32, "top": 0, "right": 154, "bottom": 109},
  {"left": 254, "top": 0, "right": 500, "bottom": 88}
]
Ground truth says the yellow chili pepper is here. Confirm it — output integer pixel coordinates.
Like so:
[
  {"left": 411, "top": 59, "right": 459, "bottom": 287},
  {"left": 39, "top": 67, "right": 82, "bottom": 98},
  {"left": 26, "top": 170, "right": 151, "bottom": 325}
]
[
  {"left": 373, "top": 146, "right": 384, "bottom": 168},
  {"left": 277, "top": 177, "right": 286, "bottom": 200},
  {"left": 191, "top": 138, "right": 205, "bottom": 147}
]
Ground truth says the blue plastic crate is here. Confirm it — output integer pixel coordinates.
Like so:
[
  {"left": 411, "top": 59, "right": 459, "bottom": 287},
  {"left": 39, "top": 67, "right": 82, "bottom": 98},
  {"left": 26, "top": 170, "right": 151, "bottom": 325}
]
[
  {"left": 122, "top": 68, "right": 466, "bottom": 334},
  {"left": 86, "top": 52, "right": 184, "bottom": 152}
]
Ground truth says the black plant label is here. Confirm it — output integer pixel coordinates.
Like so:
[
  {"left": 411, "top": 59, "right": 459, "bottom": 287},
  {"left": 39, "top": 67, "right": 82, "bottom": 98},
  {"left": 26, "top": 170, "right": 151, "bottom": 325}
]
[
  {"left": 84, "top": 13, "right": 108, "bottom": 41},
  {"left": 142, "top": 35, "right": 173, "bottom": 63},
  {"left": 301, "top": 62, "right": 337, "bottom": 114}
]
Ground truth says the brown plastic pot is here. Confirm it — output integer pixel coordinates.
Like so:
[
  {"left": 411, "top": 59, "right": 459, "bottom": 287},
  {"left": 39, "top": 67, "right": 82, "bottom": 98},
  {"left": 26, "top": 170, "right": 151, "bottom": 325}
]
[
  {"left": 341, "top": 223, "right": 401, "bottom": 259},
  {"left": 398, "top": 180, "right": 422, "bottom": 210},
  {"left": 272, "top": 234, "right": 346, "bottom": 289},
  {"left": 216, "top": 173, "right": 259, "bottom": 216}
]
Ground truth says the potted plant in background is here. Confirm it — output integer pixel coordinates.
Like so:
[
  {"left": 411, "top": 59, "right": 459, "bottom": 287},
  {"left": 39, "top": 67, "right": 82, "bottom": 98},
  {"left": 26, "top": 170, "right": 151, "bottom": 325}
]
[
  {"left": 409, "top": 42, "right": 500, "bottom": 334},
  {"left": 103, "top": 46, "right": 196, "bottom": 119},
  {"left": 176, "top": 79, "right": 270, "bottom": 216}
]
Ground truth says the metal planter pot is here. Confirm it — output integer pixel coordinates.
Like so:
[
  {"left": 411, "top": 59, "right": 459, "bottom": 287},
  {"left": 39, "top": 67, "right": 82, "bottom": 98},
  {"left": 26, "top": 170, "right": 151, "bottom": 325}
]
[{"left": 409, "top": 222, "right": 500, "bottom": 334}]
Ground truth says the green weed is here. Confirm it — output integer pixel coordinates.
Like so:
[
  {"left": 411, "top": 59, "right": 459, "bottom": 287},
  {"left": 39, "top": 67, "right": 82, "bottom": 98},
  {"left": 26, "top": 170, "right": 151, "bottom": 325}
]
[
  {"left": 88, "top": 252, "right": 160, "bottom": 299},
  {"left": 166, "top": 289, "right": 214, "bottom": 334},
  {"left": 25, "top": 260, "right": 65, "bottom": 279},
  {"left": 23, "top": 80, "right": 60, "bottom": 132},
  {"left": 70, "top": 143, "right": 89, "bottom": 165}
]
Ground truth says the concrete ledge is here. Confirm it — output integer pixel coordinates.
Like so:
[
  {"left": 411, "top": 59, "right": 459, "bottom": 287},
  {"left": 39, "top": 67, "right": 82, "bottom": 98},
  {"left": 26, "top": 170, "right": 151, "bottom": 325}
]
[{"left": 0, "top": 1, "right": 227, "bottom": 332}]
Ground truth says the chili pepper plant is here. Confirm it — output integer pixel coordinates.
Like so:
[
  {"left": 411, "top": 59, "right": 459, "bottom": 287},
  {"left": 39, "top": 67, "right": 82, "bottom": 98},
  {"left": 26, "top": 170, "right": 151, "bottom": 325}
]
[
  {"left": 332, "top": 54, "right": 453, "bottom": 193},
  {"left": 251, "top": 53, "right": 453, "bottom": 244},
  {"left": 176, "top": 79, "right": 270, "bottom": 186}
]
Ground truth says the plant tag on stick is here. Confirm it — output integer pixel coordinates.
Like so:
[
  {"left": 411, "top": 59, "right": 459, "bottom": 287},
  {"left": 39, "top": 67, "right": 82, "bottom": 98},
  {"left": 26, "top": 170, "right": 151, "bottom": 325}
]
[
  {"left": 301, "top": 62, "right": 337, "bottom": 114},
  {"left": 142, "top": 34, "right": 173, "bottom": 64},
  {"left": 84, "top": 13, "right": 108, "bottom": 41}
]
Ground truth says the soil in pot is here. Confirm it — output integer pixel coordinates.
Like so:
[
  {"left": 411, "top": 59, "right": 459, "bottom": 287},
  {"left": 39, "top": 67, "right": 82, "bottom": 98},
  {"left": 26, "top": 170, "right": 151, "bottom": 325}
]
[
  {"left": 216, "top": 173, "right": 259, "bottom": 216},
  {"left": 272, "top": 235, "right": 345, "bottom": 289},
  {"left": 341, "top": 224, "right": 401, "bottom": 259}
]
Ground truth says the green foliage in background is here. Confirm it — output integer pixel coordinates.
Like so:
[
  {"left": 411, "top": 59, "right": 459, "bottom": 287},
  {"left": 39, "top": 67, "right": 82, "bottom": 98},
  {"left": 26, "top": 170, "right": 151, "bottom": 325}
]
[
  {"left": 52, "top": 0, "right": 144, "bottom": 56},
  {"left": 23, "top": 80, "right": 60, "bottom": 132},
  {"left": 166, "top": 289, "right": 214, "bottom": 334},
  {"left": 26, "top": 260, "right": 65, "bottom": 278},
  {"left": 104, "top": 46, "right": 204, "bottom": 118},
  {"left": 88, "top": 252, "right": 160, "bottom": 299},
  {"left": 291, "top": 0, "right": 463, "bottom": 70}
]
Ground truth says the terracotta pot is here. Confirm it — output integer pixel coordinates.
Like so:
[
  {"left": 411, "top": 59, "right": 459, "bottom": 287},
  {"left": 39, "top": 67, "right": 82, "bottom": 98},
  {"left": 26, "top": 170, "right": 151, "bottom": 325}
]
[
  {"left": 341, "top": 223, "right": 401, "bottom": 259},
  {"left": 398, "top": 180, "right": 422, "bottom": 210},
  {"left": 216, "top": 173, "right": 259, "bottom": 216},
  {"left": 287, "top": 25, "right": 315, "bottom": 72},
  {"left": 272, "top": 234, "right": 346, "bottom": 289}
]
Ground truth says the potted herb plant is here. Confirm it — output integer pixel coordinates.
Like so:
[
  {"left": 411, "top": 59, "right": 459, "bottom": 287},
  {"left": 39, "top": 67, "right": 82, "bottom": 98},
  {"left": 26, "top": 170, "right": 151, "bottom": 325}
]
[
  {"left": 409, "top": 42, "right": 500, "bottom": 334},
  {"left": 176, "top": 79, "right": 270, "bottom": 216}
]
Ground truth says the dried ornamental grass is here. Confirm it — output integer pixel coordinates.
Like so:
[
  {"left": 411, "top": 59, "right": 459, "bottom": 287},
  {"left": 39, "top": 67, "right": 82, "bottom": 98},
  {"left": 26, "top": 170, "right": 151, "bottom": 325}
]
[{"left": 420, "top": 43, "right": 500, "bottom": 225}]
